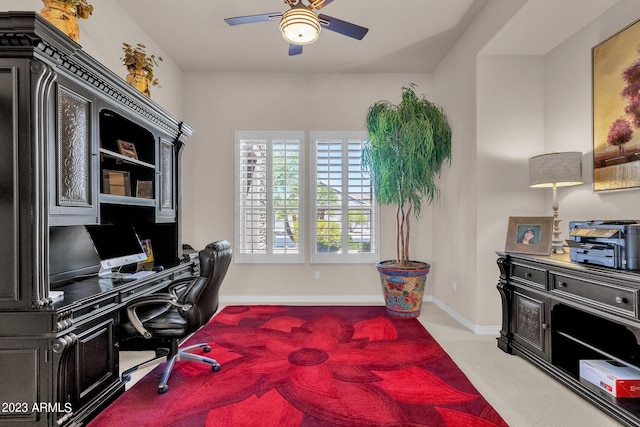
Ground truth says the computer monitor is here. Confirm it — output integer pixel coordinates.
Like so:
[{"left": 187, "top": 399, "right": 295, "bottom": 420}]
[
  {"left": 85, "top": 224, "right": 147, "bottom": 278},
  {"left": 49, "top": 225, "right": 101, "bottom": 284}
]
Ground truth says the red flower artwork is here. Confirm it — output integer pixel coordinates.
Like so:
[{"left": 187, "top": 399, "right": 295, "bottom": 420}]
[{"left": 89, "top": 306, "right": 508, "bottom": 427}]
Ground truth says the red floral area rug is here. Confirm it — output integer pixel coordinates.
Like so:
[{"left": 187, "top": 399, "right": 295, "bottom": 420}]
[{"left": 89, "top": 305, "right": 508, "bottom": 427}]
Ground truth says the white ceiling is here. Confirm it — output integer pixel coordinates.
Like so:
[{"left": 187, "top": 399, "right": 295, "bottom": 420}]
[{"left": 115, "top": 0, "right": 619, "bottom": 74}]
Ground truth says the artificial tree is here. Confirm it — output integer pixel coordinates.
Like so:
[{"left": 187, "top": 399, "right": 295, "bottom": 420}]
[
  {"left": 362, "top": 84, "right": 451, "bottom": 316},
  {"left": 363, "top": 84, "right": 452, "bottom": 267}
]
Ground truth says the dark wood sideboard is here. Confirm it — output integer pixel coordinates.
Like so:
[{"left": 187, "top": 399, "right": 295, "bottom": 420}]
[
  {"left": 0, "top": 12, "right": 196, "bottom": 426},
  {"left": 497, "top": 252, "right": 640, "bottom": 427}
]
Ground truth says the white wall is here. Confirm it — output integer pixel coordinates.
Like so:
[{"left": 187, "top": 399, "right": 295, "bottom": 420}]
[
  {"left": 8, "top": 0, "right": 640, "bottom": 330},
  {"left": 430, "top": 0, "right": 640, "bottom": 330},
  {"left": 0, "top": 0, "right": 183, "bottom": 117},
  {"left": 180, "top": 72, "right": 432, "bottom": 302},
  {"left": 544, "top": 0, "right": 640, "bottom": 227},
  {"left": 431, "top": 0, "right": 528, "bottom": 329},
  {"left": 475, "top": 55, "right": 546, "bottom": 326}
]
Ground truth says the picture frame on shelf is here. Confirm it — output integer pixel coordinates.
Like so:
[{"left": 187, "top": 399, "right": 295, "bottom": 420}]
[
  {"left": 103, "top": 170, "right": 131, "bottom": 196},
  {"left": 137, "top": 239, "right": 155, "bottom": 271},
  {"left": 117, "top": 139, "right": 138, "bottom": 160},
  {"left": 504, "top": 216, "right": 554, "bottom": 255},
  {"left": 136, "top": 180, "right": 153, "bottom": 199},
  {"left": 592, "top": 18, "right": 640, "bottom": 191}
]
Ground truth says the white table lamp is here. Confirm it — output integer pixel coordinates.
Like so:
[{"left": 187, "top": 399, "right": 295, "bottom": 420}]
[{"left": 529, "top": 151, "right": 583, "bottom": 253}]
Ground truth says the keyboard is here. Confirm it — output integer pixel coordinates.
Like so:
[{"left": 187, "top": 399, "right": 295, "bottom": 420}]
[{"left": 124, "top": 270, "right": 156, "bottom": 280}]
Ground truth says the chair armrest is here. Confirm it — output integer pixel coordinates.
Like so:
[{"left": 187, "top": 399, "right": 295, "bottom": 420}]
[
  {"left": 126, "top": 293, "right": 194, "bottom": 339},
  {"left": 167, "top": 277, "right": 196, "bottom": 297}
]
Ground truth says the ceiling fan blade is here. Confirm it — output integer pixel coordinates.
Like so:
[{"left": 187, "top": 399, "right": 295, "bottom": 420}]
[
  {"left": 224, "top": 13, "right": 282, "bottom": 26},
  {"left": 318, "top": 14, "right": 368, "bottom": 40},
  {"left": 289, "top": 44, "right": 303, "bottom": 56}
]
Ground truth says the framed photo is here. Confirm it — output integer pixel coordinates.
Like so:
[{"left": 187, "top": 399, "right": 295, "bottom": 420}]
[
  {"left": 117, "top": 139, "right": 138, "bottom": 160},
  {"left": 137, "top": 239, "right": 155, "bottom": 271},
  {"left": 593, "top": 18, "right": 640, "bottom": 191},
  {"left": 102, "top": 170, "right": 131, "bottom": 196},
  {"left": 504, "top": 216, "right": 554, "bottom": 255},
  {"left": 136, "top": 180, "right": 153, "bottom": 199}
]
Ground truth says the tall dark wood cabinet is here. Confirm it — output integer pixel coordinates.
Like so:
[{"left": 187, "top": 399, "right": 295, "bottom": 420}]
[
  {"left": 497, "top": 253, "right": 640, "bottom": 427},
  {"left": 0, "top": 12, "right": 195, "bottom": 426}
]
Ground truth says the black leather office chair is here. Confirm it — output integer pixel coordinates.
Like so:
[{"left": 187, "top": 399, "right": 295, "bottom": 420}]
[{"left": 120, "top": 240, "right": 232, "bottom": 393}]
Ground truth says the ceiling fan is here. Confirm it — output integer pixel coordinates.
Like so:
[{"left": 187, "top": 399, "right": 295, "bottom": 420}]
[{"left": 224, "top": 0, "right": 369, "bottom": 56}]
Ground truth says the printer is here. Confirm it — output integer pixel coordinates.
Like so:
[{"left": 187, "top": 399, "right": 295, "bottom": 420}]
[{"left": 568, "top": 220, "right": 640, "bottom": 270}]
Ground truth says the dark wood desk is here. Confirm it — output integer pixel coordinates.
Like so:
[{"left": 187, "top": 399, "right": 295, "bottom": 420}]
[
  {"left": 0, "top": 12, "right": 193, "bottom": 426},
  {"left": 497, "top": 252, "right": 640, "bottom": 427},
  {"left": 0, "top": 262, "right": 196, "bottom": 426}
]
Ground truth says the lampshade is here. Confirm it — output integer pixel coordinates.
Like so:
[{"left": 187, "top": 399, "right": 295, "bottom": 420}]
[
  {"left": 529, "top": 151, "right": 583, "bottom": 188},
  {"left": 280, "top": 6, "right": 320, "bottom": 45}
]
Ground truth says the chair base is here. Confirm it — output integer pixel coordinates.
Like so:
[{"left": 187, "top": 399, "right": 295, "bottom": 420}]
[{"left": 122, "top": 341, "right": 221, "bottom": 394}]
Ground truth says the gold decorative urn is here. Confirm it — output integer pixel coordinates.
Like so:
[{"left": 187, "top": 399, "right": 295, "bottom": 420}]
[
  {"left": 121, "top": 43, "right": 162, "bottom": 98},
  {"left": 126, "top": 68, "right": 151, "bottom": 98},
  {"left": 40, "top": 0, "right": 93, "bottom": 43}
]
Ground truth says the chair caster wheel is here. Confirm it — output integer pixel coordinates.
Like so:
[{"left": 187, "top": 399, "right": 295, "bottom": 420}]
[
  {"left": 158, "top": 385, "right": 168, "bottom": 394},
  {"left": 204, "top": 346, "right": 211, "bottom": 353},
  {"left": 212, "top": 364, "right": 221, "bottom": 372}
]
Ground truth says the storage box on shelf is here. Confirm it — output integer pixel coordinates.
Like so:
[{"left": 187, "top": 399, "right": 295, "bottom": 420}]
[{"left": 580, "top": 360, "right": 640, "bottom": 399}]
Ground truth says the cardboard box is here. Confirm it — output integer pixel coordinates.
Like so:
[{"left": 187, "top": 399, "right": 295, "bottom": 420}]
[
  {"left": 103, "top": 170, "right": 131, "bottom": 196},
  {"left": 579, "top": 360, "right": 640, "bottom": 398}
]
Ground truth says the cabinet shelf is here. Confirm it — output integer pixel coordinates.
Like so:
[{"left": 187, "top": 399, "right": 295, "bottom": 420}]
[
  {"left": 555, "top": 331, "right": 628, "bottom": 366},
  {"left": 99, "top": 148, "right": 155, "bottom": 169},
  {"left": 99, "top": 194, "right": 156, "bottom": 206}
]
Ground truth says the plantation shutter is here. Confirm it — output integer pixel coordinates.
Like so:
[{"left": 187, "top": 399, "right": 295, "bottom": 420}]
[
  {"left": 311, "top": 131, "right": 378, "bottom": 263},
  {"left": 235, "top": 131, "right": 304, "bottom": 263}
]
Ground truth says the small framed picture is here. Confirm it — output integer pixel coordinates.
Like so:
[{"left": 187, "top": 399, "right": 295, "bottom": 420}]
[
  {"left": 117, "top": 139, "right": 138, "bottom": 160},
  {"left": 505, "top": 216, "right": 554, "bottom": 255},
  {"left": 136, "top": 180, "right": 153, "bottom": 199},
  {"left": 102, "top": 170, "right": 131, "bottom": 196}
]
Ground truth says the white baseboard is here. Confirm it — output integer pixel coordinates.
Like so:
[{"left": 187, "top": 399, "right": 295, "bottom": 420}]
[
  {"left": 430, "top": 296, "right": 501, "bottom": 336},
  {"left": 219, "top": 294, "right": 501, "bottom": 336},
  {"left": 219, "top": 294, "right": 385, "bottom": 305}
]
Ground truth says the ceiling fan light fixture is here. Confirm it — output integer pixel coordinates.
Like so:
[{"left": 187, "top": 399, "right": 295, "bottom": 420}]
[{"left": 280, "top": 7, "right": 320, "bottom": 45}]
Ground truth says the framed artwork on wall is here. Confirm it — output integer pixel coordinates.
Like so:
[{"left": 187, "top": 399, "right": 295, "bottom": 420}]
[
  {"left": 504, "top": 216, "right": 554, "bottom": 256},
  {"left": 593, "top": 18, "right": 640, "bottom": 191}
]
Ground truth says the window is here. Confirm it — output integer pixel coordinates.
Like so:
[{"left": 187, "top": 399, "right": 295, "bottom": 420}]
[
  {"left": 235, "top": 131, "right": 304, "bottom": 263},
  {"left": 234, "top": 131, "right": 378, "bottom": 264},
  {"left": 311, "top": 132, "right": 378, "bottom": 263}
]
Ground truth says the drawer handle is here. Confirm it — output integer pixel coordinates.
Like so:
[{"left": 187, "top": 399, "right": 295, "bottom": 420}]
[
  {"left": 524, "top": 272, "right": 532, "bottom": 278},
  {"left": 557, "top": 281, "right": 567, "bottom": 287},
  {"left": 616, "top": 296, "right": 627, "bottom": 304}
]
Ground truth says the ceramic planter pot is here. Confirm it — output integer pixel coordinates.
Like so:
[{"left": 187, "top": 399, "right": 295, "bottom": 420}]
[{"left": 377, "top": 260, "right": 430, "bottom": 318}]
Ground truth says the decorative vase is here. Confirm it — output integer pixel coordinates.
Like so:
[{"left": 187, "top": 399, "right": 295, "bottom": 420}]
[
  {"left": 40, "top": 0, "right": 80, "bottom": 42},
  {"left": 377, "top": 260, "right": 430, "bottom": 318},
  {"left": 126, "top": 68, "right": 151, "bottom": 97}
]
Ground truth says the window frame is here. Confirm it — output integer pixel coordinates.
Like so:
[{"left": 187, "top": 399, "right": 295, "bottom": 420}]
[
  {"left": 234, "top": 131, "right": 305, "bottom": 263},
  {"left": 310, "top": 131, "right": 379, "bottom": 264}
]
